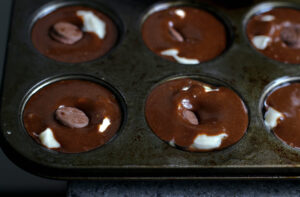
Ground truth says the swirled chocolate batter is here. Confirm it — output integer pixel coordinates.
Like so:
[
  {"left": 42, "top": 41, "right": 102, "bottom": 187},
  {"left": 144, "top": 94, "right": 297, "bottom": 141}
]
[
  {"left": 247, "top": 8, "right": 300, "bottom": 64},
  {"left": 23, "top": 79, "right": 122, "bottom": 153},
  {"left": 142, "top": 7, "right": 227, "bottom": 64},
  {"left": 145, "top": 78, "right": 248, "bottom": 151},
  {"left": 264, "top": 83, "right": 300, "bottom": 148},
  {"left": 31, "top": 6, "right": 118, "bottom": 63}
]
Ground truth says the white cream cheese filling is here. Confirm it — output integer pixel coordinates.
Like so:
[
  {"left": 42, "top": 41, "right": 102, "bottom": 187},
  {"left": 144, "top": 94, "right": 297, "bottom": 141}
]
[
  {"left": 98, "top": 117, "right": 111, "bottom": 133},
  {"left": 190, "top": 133, "right": 228, "bottom": 150},
  {"left": 39, "top": 128, "right": 61, "bottom": 149},
  {"left": 169, "top": 138, "right": 176, "bottom": 147},
  {"left": 264, "top": 106, "right": 284, "bottom": 129},
  {"left": 260, "top": 15, "right": 275, "bottom": 22},
  {"left": 252, "top": 35, "right": 272, "bottom": 50},
  {"left": 174, "top": 9, "right": 186, "bottom": 18},
  {"left": 203, "top": 85, "right": 219, "bottom": 93},
  {"left": 161, "top": 49, "right": 200, "bottom": 65},
  {"left": 77, "top": 10, "right": 106, "bottom": 39}
]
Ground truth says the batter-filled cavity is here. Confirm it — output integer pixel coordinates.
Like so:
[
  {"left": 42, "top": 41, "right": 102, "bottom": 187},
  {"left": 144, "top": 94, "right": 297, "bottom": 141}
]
[
  {"left": 145, "top": 78, "right": 248, "bottom": 152},
  {"left": 31, "top": 5, "right": 118, "bottom": 63},
  {"left": 142, "top": 6, "right": 227, "bottom": 64},
  {"left": 23, "top": 79, "right": 122, "bottom": 153},
  {"left": 246, "top": 7, "right": 300, "bottom": 64}
]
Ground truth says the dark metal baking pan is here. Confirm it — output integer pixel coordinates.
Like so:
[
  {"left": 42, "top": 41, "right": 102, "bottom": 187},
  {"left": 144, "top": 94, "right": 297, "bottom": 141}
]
[{"left": 1, "top": 0, "right": 300, "bottom": 179}]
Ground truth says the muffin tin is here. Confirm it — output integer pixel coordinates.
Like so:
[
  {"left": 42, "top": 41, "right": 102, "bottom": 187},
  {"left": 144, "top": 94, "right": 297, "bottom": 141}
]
[{"left": 1, "top": 0, "right": 300, "bottom": 179}]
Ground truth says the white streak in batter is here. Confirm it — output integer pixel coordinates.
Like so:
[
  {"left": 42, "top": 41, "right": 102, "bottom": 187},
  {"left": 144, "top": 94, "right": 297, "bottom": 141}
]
[{"left": 161, "top": 49, "right": 199, "bottom": 65}]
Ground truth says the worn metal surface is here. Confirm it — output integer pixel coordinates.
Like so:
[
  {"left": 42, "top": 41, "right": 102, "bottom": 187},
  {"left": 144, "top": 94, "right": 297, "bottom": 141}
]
[{"left": 1, "top": 0, "right": 300, "bottom": 179}]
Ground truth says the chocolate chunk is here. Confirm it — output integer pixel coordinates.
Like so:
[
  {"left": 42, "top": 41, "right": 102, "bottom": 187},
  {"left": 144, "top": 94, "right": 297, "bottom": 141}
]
[
  {"left": 182, "top": 109, "right": 199, "bottom": 125},
  {"left": 280, "top": 26, "right": 300, "bottom": 48},
  {"left": 55, "top": 106, "right": 89, "bottom": 128},
  {"left": 168, "top": 25, "right": 184, "bottom": 42},
  {"left": 50, "top": 22, "right": 83, "bottom": 45}
]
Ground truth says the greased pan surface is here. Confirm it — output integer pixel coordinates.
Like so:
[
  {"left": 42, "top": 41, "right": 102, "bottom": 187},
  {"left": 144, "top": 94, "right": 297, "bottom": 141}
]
[{"left": 1, "top": 0, "right": 300, "bottom": 179}]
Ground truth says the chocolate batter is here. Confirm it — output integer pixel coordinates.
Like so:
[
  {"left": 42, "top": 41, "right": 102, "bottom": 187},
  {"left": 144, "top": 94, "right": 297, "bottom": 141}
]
[
  {"left": 31, "top": 6, "right": 118, "bottom": 63},
  {"left": 142, "top": 6, "right": 227, "bottom": 63},
  {"left": 247, "top": 8, "right": 300, "bottom": 64},
  {"left": 264, "top": 83, "right": 300, "bottom": 148},
  {"left": 23, "top": 79, "right": 122, "bottom": 153},
  {"left": 145, "top": 78, "right": 248, "bottom": 152}
]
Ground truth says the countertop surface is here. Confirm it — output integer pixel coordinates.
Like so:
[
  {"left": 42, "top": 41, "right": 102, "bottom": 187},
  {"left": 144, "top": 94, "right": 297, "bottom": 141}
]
[{"left": 67, "top": 180, "right": 300, "bottom": 197}]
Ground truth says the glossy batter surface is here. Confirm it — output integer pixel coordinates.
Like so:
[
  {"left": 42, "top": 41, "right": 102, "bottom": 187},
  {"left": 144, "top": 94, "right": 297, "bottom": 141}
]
[
  {"left": 145, "top": 78, "right": 248, "bottom": 152},
  {"left": 142, "top": 6, "right": 227, "bottom": 63},
  {"left": 31, "top": 6, "right": 118, "bottom": 63},
  {"left": 23, "top": 79, "right": 122, "bottom": 153}
]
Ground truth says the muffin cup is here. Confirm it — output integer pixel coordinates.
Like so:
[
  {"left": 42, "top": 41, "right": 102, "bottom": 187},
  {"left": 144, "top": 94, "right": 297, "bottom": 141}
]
[
  {"left": 20, "top": 74, "right": 127, "bottom": 154},
  {"left": 140, "top": 0, "right": 234, "bottom": 64},
  {"left": 28, "top": 0, "right": 125, "bottom": 64},
  {"left": 144, "top": 74, "right": 249, "bottom": 153},
  {"left": 259, "top": 76, "right": 300, "bottom": 151},
  {"left": 243, "top": 1, "right": 300, "bottom": 65}
]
